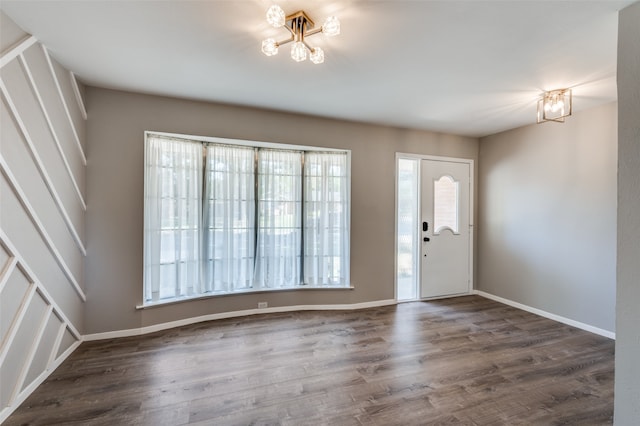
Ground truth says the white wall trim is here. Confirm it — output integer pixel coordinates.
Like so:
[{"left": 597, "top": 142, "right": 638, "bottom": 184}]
[
  {"left": 0, "top": 256, "right": 18, "bottom": 294},
  {"left": 18, "top": 53, "right": 88, "bottom": 250},
  {"left": 0, "top": 229, "right": 83, "bottom": 423},
  {"left": 0, "top": 156, "right": 86, "bottom": 301},
  {"left": 0, "top": 340, "right": 81, "bottom": 424},
  {"left": 10, "top": 303, "right": 53, "bottom": 405},
  {"left": 42, "top": 46, "right": 86, "bottom": 166},
  {"left": 474, "top": 290, "right": 615, "bottom": 339},
  {"left": 84, "top": 299, "right": 398, "bottom": 341},
  {"left": 69, "top": 72, "right": 87, "bottom": 120},
  {"left": 0, "top": 230, "right": 82, "bottom": 339},
  {"left": 0, "top": 35, "right": 37, "bottom": 69},
  {"left": 0, "top": 282, "right": 37, "bottom": 368},
  {"left": 20, "top": 52, "right": 87, "bottom": 212},
  {"left": 1, "top": 78, "right": 87, "bottom": 257},
  {"left": 47, "top": 320, "right": 67, "bottom": 369}
]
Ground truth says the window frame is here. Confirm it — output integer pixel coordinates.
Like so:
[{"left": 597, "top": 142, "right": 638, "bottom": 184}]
[{"left": 141, "top": 131, "right": 352, "bottom": 308}]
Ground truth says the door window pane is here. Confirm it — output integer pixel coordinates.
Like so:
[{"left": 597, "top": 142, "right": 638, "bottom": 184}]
[{"left": 433, "top": 175, "right": 459, "bottom": 234}]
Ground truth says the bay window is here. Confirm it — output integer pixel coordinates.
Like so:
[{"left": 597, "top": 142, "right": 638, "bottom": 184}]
[{"left": 143, "top": 133, "right": 350, "bottom": 304}]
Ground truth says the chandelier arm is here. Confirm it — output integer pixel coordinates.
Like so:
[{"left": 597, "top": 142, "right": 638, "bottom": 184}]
[
  {"left": 276, "top": 34, "right": 295, "bottom": 46},
  {"left": 305, "top": 28, "right": 323, "bottom": 37},
  {"left": 302, "top": 40, "right": 315, "bottom": 53},
  {"left": 283, "top": 25, "right": 296, "bottom": 37}
]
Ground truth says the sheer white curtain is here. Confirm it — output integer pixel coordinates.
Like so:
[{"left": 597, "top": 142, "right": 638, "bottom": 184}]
[
  {"left": 303, "top": 152, "right": 350, "bottom": 286},
  {"left": 203, "top": 144, "right": 255, "bottom": 293},
  {"left": 144, "top": 136, "right": 203, "bottom": 302},
  {"left": 254, "top": 149, "right": 302, "bottom": 288}
]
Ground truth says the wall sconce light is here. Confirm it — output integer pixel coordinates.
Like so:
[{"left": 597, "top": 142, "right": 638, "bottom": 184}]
[
  {"left": 537, "top": 89, "right": 572, "bottom": 123},
  {"left": 261, "top": 5, "right": 340, "bottom": 64}
]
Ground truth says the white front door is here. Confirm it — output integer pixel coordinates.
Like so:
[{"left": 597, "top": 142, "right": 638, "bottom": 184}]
[{"left": 420, "top": 159, "right": 471, "bottom": 298}]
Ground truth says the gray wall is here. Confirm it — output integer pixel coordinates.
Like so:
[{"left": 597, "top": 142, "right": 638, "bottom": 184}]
[
  {"left": 84, "top": 86, "right": 479, "bottom": 334},
  {"left": 477, "top": 102, "right": 618, "bottom": 333},
  {"left": 0, "top": 10, "right": 85, "bottom": 422},
  {"left": 615, "top": 1, "right": 640, "bottom": 423}
]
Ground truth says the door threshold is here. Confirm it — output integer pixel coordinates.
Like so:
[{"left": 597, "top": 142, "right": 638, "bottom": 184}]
[{"left": 419, "top": 292, "right": 473, "bottom": 301}]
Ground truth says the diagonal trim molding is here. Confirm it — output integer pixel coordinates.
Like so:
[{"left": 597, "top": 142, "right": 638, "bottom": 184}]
[
  {"left": 0, "top": 230, "right": 82, "bottom": 424},
  {"left": 0, "top": 75, "right": 87, "bottom": 255},
  {"left": 18, "top": 52, "right": 88, "bottom": 246},
  {"left": 0, "top": 154, "right": 86, "bottom": 301},
  {"left": 70, "top": 72, "right": 87, "bottom": 120},
  {"left": 42, "top": 46, "right": 86, "bottom": 166},
  {"left": 0, "top": 35, "right": 37, "bottom": 68}
]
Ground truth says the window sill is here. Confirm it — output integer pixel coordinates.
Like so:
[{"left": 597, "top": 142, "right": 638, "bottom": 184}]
[{"left": 136, "top": 285, "right": 355, "bottom": 310}]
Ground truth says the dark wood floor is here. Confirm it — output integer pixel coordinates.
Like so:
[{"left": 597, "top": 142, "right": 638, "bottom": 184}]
[{"left": 6, "top": 296, "right": 614, "bottom": 425}]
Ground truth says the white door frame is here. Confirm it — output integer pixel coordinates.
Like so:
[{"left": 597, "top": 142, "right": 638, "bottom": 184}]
[{"left": 394, "top": 153, "right": 474, "bottom": 300}]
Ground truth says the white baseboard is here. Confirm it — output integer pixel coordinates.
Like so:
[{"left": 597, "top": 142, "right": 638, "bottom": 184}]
[
  {"left": 84, "top": 299, "right": 398, "bottom": 341},
  {"left": 474, "top": 290, "right": 615, "bottom": 340}
]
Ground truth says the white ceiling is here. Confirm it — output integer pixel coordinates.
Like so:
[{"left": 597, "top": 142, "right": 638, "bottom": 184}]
[{"left": 1, "top": 0, "right": 634, "bottom": 137}]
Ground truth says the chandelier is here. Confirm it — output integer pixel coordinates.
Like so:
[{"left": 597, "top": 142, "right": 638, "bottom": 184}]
[
  {"left": 537, "top": 89, "right": 572, "bottom": 123},
  {"left": 261, "top": 5, "right": 340, "bottom": 64}
]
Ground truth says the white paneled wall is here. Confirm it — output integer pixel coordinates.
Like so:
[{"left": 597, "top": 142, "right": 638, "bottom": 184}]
[
  {"left": 0, "top": 12, "right": 86, "bottom": 422},
  {"left": 0, "top": 233, "right": 81, "bottom": 420}
]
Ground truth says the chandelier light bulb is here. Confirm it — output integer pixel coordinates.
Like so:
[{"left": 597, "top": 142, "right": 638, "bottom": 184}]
[
  {"left": 322, "top": 16, "right": 340, "bottom": 36},
  {"left": 310, "top": 47, "right": 325, "bottom": 64},
  {"left": 266, "top": 5, "right": 285, "bottom": 28},
  {"left": 291, "top": 42, "right": 307, "bottom": 62},
  {"left": 261, "top": 38, "right": 278, "bottom": 56}
]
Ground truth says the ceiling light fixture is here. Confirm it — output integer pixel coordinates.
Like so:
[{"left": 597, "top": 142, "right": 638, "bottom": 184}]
[
  {"left": 537, "top": 89, "right": 572, "bottom": 123},
  {"left": 261, "top": 5, "right": 340, "bottom": 64}
]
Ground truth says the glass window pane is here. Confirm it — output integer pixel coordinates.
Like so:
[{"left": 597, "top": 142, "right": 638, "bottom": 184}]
[
  {"left": 144, "top": 136, "right": 202, "bottom": 302},
  {"left": 303, "top": 152, "right": 349, "bottom": 287},
  {"left": 434, "top": 175, "right": 459, "bottom": 234},
  {"left": 396, "top": 158, "right": 418, "bottom": 301},
  {"left": 255, "top": 150, "right": 302, "bottom": 288},
  {"left": 203, "top": 144, "right": 256, "bottom": 293}
]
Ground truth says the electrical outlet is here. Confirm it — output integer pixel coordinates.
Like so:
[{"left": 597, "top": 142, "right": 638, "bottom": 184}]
[{"left": 258, "top": 302, "right": 268, "bottom": 309}]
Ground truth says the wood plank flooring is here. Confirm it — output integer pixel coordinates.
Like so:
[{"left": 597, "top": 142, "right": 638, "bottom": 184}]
[{"left": 6, "top": 296, "right": 614, "bottom": 425}]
